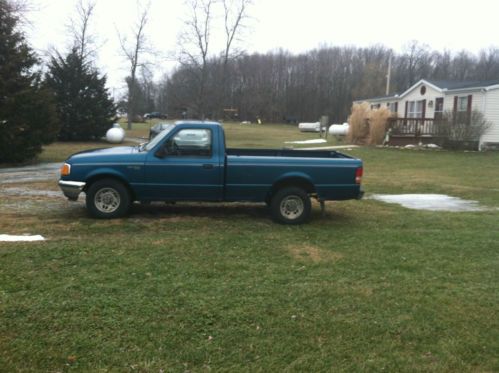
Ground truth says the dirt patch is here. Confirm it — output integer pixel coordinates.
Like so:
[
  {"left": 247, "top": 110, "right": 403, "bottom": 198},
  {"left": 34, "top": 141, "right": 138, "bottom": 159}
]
[
  {"left": 0, "top": 187, "right": 61, "bottom": 198},
  {"left": 0, "top": 163, "right": 60, "bottom": 184},
  {"left": 288, "top": 245, "right": 344, "bottom": 263}
]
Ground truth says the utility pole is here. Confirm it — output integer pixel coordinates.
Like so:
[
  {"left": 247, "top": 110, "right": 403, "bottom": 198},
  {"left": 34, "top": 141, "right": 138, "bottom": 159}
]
[{"left": 386, "top": 54, "right": 392, "bottom": 96}]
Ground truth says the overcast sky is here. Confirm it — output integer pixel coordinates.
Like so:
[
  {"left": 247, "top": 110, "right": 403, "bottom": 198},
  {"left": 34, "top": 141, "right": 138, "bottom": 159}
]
[{"left": 24, "top": 0, "right": 499, "bottom": 96}]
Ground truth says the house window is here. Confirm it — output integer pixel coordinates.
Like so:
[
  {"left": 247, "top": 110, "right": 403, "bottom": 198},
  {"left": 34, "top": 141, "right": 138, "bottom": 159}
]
[
  {"left": 407, "top": 100, "right": 424, "bottom": 118},
  {"left": 387, "top": 102, "right": 398, "bottom": 114},
  {"left": 458, "top": 96, "right": 469, "bottom": 112},
  {"left": 371, "top": 103, "right": 381, "bottom": 110},
  {"left": 434, "top": 97, "right": 444, "bottom": 120},
  {"left": 454, "top": 95, "right": 472, "bottom": 124}
]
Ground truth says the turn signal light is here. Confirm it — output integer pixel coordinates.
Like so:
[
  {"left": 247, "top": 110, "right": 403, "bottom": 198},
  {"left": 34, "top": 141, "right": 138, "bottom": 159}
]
[
  {"left": 355, "top": 167, "right": 363, "bottom": 184},
  {"left": 60, "top": 163, "right": 71, "bottom": 176}
]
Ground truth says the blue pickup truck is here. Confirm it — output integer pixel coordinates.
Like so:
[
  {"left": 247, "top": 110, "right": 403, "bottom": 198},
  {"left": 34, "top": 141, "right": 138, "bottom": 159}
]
[{"left": 59, "top": 121, "right": 363, "bottom": 224}]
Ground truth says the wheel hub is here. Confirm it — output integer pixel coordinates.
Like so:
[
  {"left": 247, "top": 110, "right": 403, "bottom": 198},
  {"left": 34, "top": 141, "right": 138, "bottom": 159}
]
[
  {"left": 94, "top": 188, "right": 121, "bottom": 213},
  {"left": 280, "top": 196, "right": 304, "bottom": 220}
]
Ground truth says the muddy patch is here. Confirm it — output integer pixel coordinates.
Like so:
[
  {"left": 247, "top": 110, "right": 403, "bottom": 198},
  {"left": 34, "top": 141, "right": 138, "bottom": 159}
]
[
  {"left": 0, "top": 187, "right": 61, "bottom": 198},
  {"left": 288, "top": 245, "right": 343, "bottom": 263},
  {"left": 0, "top": 163, "right": 60, "bottom": 184},
  {"left": 369, "top": 194, "right": 488, "bottom": 212}
]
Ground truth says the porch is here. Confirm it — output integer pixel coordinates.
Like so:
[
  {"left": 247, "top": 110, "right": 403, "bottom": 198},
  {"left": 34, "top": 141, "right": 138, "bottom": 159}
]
[{"left": 387, "top": 117, "right": 444, "bottom": 145}]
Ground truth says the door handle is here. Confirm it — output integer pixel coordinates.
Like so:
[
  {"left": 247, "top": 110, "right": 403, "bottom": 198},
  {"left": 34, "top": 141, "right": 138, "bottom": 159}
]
[{"left": 202, "top": 164, "right": 214, "bottom": 169}]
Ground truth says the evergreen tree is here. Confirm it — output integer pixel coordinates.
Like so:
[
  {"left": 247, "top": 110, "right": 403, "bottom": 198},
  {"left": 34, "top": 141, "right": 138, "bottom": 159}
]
[
  {"left": 0, "top": 0, "right": 59, "bottom": 163},
  {"left": 45, "top": 48, "right": 116, "bottom": 141}
]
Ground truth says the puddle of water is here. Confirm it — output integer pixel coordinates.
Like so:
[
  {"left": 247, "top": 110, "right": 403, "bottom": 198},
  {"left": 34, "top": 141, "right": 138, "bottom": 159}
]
[
  {"left": 369, "top": 194, "right": 487, "bottom": 212},
  {"left": 0, "top": 234, "right": 45, "bottom": 242}
]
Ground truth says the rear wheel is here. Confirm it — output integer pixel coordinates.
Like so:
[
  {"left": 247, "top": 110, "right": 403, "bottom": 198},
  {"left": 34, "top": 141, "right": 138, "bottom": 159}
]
[
  {"left": 86, "top": 179, "right": 131, "bottom": 219},
  {"left": 270, "top": 187, "right": 311, "bottom": 224}
]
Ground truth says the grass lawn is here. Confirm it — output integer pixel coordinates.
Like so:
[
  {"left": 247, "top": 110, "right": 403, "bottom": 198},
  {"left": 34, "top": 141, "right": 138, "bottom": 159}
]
[
  {"left": 0, "top": 123, "right": 498, "bottom": 372},
  {"left": 36, "top": 121, "right": 337, "bottom": 164}
]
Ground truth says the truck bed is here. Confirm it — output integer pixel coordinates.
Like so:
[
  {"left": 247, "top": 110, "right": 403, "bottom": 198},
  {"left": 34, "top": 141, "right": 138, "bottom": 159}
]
[
  {"left": 224, "top": 148, "right": 362, "bottom": 203},
  {"left": 226, "top": 148, "right": 352, "bottom": 159}
]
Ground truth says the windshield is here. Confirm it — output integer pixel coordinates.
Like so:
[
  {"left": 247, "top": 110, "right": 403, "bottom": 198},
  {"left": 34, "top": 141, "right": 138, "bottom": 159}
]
[{"left": 144, "top": 125, "right": 175, "bottom": 151}]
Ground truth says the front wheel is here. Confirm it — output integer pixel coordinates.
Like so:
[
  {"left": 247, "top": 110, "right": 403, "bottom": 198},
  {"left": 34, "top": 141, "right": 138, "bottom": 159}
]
[
  {"left": 270, "top": 187, "right": 311, "bottom": 224},
  {"left": 86, "top": 179, "right": 131, "bottom": 219}
]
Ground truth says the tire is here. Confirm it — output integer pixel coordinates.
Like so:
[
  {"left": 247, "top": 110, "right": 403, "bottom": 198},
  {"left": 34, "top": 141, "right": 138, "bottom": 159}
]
[
  {"left": 270, "top": 187, "right": 311, "bottom": 224},
  {"left": 86, "top": 178, "right": 131, "bottom": 219}
]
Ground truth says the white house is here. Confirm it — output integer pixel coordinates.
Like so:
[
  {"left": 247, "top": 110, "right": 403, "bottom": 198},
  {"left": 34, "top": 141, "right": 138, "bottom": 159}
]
[{"left": 355, "top": 79, "right": 499, "bottom": 149}]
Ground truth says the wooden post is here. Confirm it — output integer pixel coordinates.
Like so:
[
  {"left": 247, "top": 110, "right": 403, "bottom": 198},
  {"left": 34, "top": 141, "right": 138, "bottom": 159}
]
[{"left": 320, "top": 115, "right": 329, "bottom": 139}]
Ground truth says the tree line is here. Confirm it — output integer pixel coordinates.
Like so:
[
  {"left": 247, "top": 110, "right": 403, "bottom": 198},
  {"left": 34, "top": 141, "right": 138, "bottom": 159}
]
[{"left": 154, "top": 43, "right": 499, "bottom": 123}]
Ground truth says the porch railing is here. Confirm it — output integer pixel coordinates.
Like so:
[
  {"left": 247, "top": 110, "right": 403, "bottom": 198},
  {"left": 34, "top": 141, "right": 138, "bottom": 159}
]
[{"left": 388, "top": 118, "right": 444, "bottom": 137}]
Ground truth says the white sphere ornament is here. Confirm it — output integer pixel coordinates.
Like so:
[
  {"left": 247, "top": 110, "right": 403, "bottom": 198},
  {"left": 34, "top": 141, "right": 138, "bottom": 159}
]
[{"left": 106, "top": 127, "right": 125, "bottom": 143}]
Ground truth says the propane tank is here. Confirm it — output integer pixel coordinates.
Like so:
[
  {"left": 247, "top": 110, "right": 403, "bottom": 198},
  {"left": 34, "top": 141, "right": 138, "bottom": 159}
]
[
  {"left": 298, "top": 122, "right": 320, "bottom": 132},
  {"left": 106, "top": 124, "right": 125, "bottom": 143},
  {"left": 328, "top": 122, "right": 349, "bottom": 136}
]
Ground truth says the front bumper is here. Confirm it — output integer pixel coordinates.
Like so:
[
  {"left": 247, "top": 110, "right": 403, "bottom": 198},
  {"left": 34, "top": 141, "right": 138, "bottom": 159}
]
[{"left": 59, "top": 180, "right": 86, "bottom": 201}]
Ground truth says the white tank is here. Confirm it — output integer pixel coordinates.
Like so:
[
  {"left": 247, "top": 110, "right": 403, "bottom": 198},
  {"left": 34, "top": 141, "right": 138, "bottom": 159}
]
[
  {"left": 328, "top": 122, "right": 349, "bottom": 136},
  {"left": 106, "top": 126, "right": 125, "bottom": 143},
  {"left": 298, "top": 122, "right": 320, "bottom": 132}
]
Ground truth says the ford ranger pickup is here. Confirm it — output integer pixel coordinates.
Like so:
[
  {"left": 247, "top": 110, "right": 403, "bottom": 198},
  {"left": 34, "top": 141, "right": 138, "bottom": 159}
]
[{"left": 59, "top": 121, "right": 363, "bottom": 224}]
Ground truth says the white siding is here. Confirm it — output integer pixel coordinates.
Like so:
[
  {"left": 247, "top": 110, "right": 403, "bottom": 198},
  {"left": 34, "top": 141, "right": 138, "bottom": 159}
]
[
  {"left": 443, "top": 91, "right": 485, "bottom": 113},
  {"left": 354, "top": 100, "right": 399, "bottom": 114},
  {"left": 481, "top": 88, "right": 499, "bottom": 145},
  {"left": 398, "top": 83, "right": 443, "bottom": 118}
]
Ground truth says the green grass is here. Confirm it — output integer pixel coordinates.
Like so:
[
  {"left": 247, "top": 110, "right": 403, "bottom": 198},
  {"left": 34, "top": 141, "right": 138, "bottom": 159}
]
[
  {"left": 123, "top": 120, "right": 339, "bottom": 148},
  {"left": 35, "top": 121, "right": 336, "bottom": 165},
  {"left": 0, "top": 124, "right": 498, "bottom": 372}
]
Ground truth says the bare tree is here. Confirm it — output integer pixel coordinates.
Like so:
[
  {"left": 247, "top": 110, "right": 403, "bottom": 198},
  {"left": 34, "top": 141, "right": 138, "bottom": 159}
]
[
  {"left": 220, "top": 0, "right": 251, "bottom": 113},
  {"left": 118, "top": 2, "right": 150, "bottom": 129},
  {"left": 475, "top": 47, "right": 499, "bottom": 80},
  {"left": 67, "top": 0, "right": 96, "bottom": 61},
  {"left": 177, "top": 0, "right": 215, "bottom": 118}
]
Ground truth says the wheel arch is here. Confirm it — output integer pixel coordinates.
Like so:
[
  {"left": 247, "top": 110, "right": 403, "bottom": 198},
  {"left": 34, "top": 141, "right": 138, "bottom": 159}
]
[
  {"left": 267, "top": 174, "right": 316, "bottom": 202},
  {"left": 84, "top": 172, "right": 136, "bottom": 201}
]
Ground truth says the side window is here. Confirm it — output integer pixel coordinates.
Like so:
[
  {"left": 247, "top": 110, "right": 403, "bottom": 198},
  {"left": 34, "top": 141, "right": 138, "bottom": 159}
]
[{"left": 165, "top": 129, "right": 212, "bottom": 157}]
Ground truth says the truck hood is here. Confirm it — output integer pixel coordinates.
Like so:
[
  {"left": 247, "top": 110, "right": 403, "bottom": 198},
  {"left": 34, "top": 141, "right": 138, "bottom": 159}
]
[{"left": 68, "top": 146, "right": 143, "bottom": 162}]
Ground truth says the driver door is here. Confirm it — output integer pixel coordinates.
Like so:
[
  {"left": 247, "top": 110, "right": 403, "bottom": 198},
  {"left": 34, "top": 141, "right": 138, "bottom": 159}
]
[{"left": 143, "top": 128, "right": 223, "bottom": 201}]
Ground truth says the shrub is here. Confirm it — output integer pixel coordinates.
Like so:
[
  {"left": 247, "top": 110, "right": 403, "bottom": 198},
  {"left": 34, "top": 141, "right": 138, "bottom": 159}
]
[
  {"left": 368, "top": 106, "right": 391, "bottom": 145},
  {"left": 347, "top": 102, "right": 370, "bottom": 144},
  {"left": 437, "top": 110, "right": 492, "bottom": 150}
]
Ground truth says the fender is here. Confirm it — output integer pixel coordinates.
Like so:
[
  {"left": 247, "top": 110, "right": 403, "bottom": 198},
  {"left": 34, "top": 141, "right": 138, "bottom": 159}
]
[
  {"left": 272, "top": 171, "right": 315, "bottom": 187},
  {"left": 269, "top": 171, "right": 316, "bottom": 197}
]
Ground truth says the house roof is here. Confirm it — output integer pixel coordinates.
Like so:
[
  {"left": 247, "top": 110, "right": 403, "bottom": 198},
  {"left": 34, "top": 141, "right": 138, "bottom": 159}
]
[
  {"left": 354, "top": 94, "right": 399, "bottom": 103},
  {"left": 399, "top": 78, "right": 499, "bottom": 97},
  {"left": 425, "top": 79, "right": 499, "bottom": 90},
  {"left": 355, "top": 78, "right": 499, "bottom": 103}
]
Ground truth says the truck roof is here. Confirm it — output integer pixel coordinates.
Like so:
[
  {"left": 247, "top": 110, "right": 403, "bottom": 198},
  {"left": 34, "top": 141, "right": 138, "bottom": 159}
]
[{"left": 174, "top": 120, "right": 222, "bottom": 127}]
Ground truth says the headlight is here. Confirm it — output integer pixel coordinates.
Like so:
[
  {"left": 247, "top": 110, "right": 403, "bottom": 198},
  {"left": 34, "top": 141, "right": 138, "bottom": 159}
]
[{"left": 60, "top": 163, "right": 71, "bottom": 176}]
